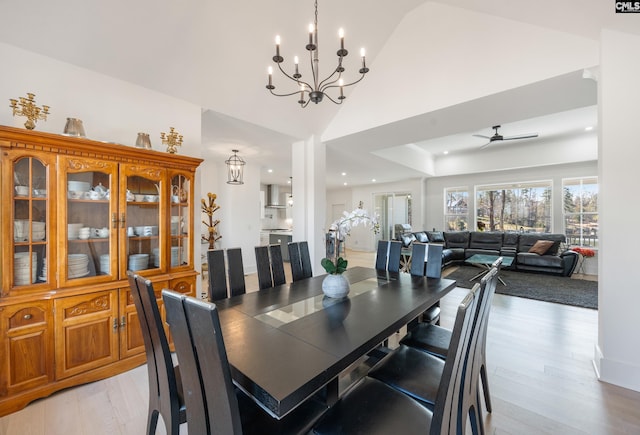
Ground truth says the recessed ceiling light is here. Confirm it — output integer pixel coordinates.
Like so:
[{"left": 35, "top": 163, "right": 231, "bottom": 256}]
[
  {"left": 585, "top": 126, "right": 594, "bottom": 131},
  {"left": 443, "top": 150, "right": 449, "bottom": 155},
  {"left": 341, "top": 172, "right": 347, "bottom": 176},
  {"left": 268, "top": 169, "right": 273, "bottom": 173},
  {"left": 343, "top": 182, "right": 348, "bottom": 186},
  {"left": 371, "top": 179, "right": 376, "bottom": 182}
]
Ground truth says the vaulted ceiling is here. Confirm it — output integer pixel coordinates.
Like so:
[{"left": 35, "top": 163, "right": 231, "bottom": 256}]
[{"left": 1, "top": 1, "right": 635, "bottom": 187}]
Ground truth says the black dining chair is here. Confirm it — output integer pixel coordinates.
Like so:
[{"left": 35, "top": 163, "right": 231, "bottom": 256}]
[
  {"left": 269, "top": 243, "right": 286, "bottom": 286},
  {"left": 400, "top": 259, "right": 501, "bottom": 415},
  {"left": 375, "top": 240, "right": 390, "bottom": 271},
  {"left": 387, "top": 240, "right": 402, "bottom": 273},
  {"left": 127, "top": 272, "right": 186, "bottom": 435},
  {"left": 161, "top": 290, "right": 327, "bottom": 434},
  {"left": 407, "top": 242, "right": 441, "bottom": 325},
  {"left": 207, "top": 249, "right": 228, "bottom": 301},
  {"left": 226, "top": 247, "right": 246, "bottom": 297},
  {"left": 312, "top": 285, "right": 479, "bottom": 435},
  {"left": 255, "top": 245, "right": 273, "bottom": 290},
  {"left": 289, "top": 241, "right": 313, "bottom": 282},
  {"left": 368, "top": 274, "right": 491, "bottom": 435}
]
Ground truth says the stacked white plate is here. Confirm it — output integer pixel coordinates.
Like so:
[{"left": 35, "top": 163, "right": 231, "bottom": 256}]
[
  {"left": 14, "top": 252, "right": 38, "bottom": 285},
  {"left": 68, "top": 223, "right": 83, "bottom": 240},
  {"left": 99, "top": 254, "right": 110, "bottom": 275},
  {"left": 129, "top": 253, "right": 149, "bottom": 271},
  {"left": 39, "top": 260, "right": 48, "bottom": 281},
  {"left": 32, "top": 221, "right": 46, "bottom": 241},
  {"left": 68, "top": 254, "right": 90, "bottom": 278},
  {"left": 152, "top": 248, "right": 160, "bottom": 268},
  {"left": 171, "top": 247, "right": 181, "bottom": 267}
]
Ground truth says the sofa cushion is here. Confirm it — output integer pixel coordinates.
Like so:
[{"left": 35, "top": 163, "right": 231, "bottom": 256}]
[
  {"left": 426, "top": 231, "right": 445, "bottom": 243},
  {"left": 517, "top": 233, "right": 565, "bottom": 255},
  {"left": 502, "top": 232, "right": 519, "bottom": 249},
  {"left": 528, "top": 240, "right": 554, "bottom": 255},
  {"left": 443, "top": 248, "right": 465, "bottom": 265},
  {"left": 401, "top": 233, "right": 416, "bottom": 248},
  {"left": 517, "top": 252, "right": 564, "bottom": 269},
  {"left": 413, "top": 232, "right": 429, "bottom": 243},
  {"left": 469, "top": 231, "right": 503, "bottom": 251},
  {"left": 466, "top": 248, "right": 500, "bottom": 258},
  {"left": 443, "top": 231, "right": 470, "bottom": 249}
]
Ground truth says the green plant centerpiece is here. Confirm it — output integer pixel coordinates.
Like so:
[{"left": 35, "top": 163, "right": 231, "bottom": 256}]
[{"left": 321, "top": 202, "right": 379, "bottom": 298}]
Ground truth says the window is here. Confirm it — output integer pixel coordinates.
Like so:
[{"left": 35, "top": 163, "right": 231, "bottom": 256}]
[
  {"left": 475, "top": 181, "right": 552, "bottom": 232},
  {"left": 563, "top": 177, "right": 598, "bottom": 248},
  {"left": 444, "top": 187, "right": 468, "bottom": 231}
]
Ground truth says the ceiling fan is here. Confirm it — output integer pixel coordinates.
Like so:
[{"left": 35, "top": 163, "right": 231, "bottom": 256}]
[{"left": 473, "top": 125, "right": 538, "bottom": 149}]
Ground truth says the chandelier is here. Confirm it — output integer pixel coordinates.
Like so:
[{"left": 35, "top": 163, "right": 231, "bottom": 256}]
[
  {"left": 225, "top": 150, "right": 245, "bottom": 185},
  {"left": 266, "top": 0, "right": 369, "bottom": 108}
]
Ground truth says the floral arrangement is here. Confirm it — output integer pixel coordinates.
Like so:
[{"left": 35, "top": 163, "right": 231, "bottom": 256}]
[
  {"left": 322, "top": 202, "right": 380, "bottom": 275},
  {"left": 572, "top": 247, "right": 596, "bottom": 257}
]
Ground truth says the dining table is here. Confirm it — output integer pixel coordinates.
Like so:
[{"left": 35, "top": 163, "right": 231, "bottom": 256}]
[{"left": 213, "top": 266, "right": 457, "bottom": 419}]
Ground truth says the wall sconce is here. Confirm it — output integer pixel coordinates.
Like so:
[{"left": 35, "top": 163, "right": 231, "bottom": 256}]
[{"left": 225, "top": 149, "right": 245, "bottom": 185}]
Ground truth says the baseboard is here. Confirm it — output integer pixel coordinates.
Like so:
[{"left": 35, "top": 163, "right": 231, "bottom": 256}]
[{"left": 594, "top": 343, "right": 640, "bottom": 393}]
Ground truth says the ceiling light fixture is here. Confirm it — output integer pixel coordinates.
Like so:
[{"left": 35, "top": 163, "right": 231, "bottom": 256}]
[
  {"left": 225, "top": 149, "right": 245, "bottom": 185},
  {"left": 266, "top": 0, "right": 369, "bottom": 108}
]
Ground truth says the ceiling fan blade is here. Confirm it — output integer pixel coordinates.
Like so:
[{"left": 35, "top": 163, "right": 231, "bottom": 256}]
[
  {"left": 472, "top": 134, "right": 491, "bottom": 139},
  {"left": 502, "top": 133, "right": 538, "bottom": 141},
  {"left": 479, "top": 141, "right": 492, "bottom": 150}
]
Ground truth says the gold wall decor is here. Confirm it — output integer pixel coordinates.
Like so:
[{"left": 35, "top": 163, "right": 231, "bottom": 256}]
[
  {"left": 9, "top": 92, "right": 50, "bottom": 130},
  {"left": 160, "top": 127, "right": 183, "bottom": 153}
]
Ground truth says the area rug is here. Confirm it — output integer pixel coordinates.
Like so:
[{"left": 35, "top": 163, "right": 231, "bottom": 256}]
[{"left": 444, "top": 266, "right": 598, "bottom": 309}]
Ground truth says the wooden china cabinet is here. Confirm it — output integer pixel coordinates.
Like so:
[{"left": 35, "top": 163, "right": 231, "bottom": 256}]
[{"left": 0, "top": 125, "right": 202, "bottom": 416}]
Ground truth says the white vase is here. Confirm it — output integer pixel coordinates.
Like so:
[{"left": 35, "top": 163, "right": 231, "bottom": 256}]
[{"left": 322, "top": 274, "right": 350, "bottom": 299}]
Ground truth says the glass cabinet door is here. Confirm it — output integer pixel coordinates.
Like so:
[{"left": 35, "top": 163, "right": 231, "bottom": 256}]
[
  {"left": 60, "top": 157, "right": 118, "bottom": 286},
  {"left": 121, "top": 165, "right": 165, "bottom": 278},
  {"left": 169, "top": 172, "right": 192, "bottom": 269},
  {"left": 8, "top": 154, "right": 53, "bottom": 291}
]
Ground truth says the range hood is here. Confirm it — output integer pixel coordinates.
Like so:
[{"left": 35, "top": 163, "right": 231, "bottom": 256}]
[{"left": 265, "top": 184, "right": 286, "bottom": 209}]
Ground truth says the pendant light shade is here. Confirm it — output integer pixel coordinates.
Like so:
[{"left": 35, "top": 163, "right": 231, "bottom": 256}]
[{"left": 225, "top": 149, "right": 245, "bottom": 185}]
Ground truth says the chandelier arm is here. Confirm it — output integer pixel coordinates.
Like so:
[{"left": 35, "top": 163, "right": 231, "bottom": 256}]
[
  {"left": 327, "top": 72, "right": 367, "bottom": 89},
  {"left": 275, "top": 62, "right": 313, "bottom": 90},
  {"left": 323, "top": 93, "right": 344, "bottom": 105},
  {"left": 318, "top": 69, "right": 342, "bottom": 90},
  {"left": 269, "top": 88, "right": 306, "bottom": 98}
]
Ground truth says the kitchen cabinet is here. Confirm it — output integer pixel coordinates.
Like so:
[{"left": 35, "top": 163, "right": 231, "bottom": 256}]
[{"left": 0, "top": 125, "right": 202, "bottom": 416}]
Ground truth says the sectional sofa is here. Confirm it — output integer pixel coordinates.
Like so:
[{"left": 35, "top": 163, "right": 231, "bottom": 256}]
[{"left": 403, "top": 230, "right": 579, "bottom": 277}]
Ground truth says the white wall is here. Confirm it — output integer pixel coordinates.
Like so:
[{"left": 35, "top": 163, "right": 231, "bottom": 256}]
[
  {"left": 596, "top": 29, "right": 640, "bottom": 392},
  {"left": 323, "top": 2, "right": 599, "bottom": 141},
  {"left": 0, "top": 42, "right": 205, "bottom": 291},
  {"left": 327, "top": 178, "right": 424, "bottom": 252}
]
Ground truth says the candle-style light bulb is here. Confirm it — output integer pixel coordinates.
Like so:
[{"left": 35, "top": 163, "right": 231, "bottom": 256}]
[
  {"left": 308, "top": 23, "right": 314, "bottom": 45},
  {"left": 293, "top": 56, "right": 300, "bottom": 77},
  {"left": 339, "top": 78, "right": 344, "bottom": 99},
  {"left": 360, "top": 47, "right": 367, "bottom": 69},
  {"left": 294, "top": 56, "right": 299, "bottom": 65},
  {"left": 339, "top": 28, "right": 345, "bottom": 50},
  {"left": 268, "top": 66, "right": 273, "bottom": 87},
  {"left": 360, "top": 47, "right": 366, "bottom": 57},
  {"left": 275, "top": 35, "right": 281, "bottom": 57}
]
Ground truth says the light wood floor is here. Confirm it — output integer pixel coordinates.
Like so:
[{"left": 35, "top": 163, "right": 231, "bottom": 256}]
[{"left": 1, "top": 250, "right": 638, "bottom": 434}]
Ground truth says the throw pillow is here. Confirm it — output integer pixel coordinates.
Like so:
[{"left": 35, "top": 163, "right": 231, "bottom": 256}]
[{"left": 528, "top": 240, "right": 554, "bottom": 255}]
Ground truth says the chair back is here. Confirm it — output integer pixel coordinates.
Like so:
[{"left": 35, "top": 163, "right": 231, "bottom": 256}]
[
  {"left": 188, "top": 295, "right": 244, "bottom": 434},
  {"left": 387, "top": 240, "right": 402, "bottom": 273},
  {"left": 255, "top": 245, "right": 273, "bottom": 290},
  {"left": 288, "top": 242, "right": 304, "bottom": 281},
  {"left": 430, "top": 283, "right": 479, "bottom": 435},
  {"left": 269, "top": 244, "right": 286, "bottom": 286},
  {"left": 299, "top": 241, "right": 313, "bottom": 279},
  {"left": 375, "top": 240, "right": 390, "bottom": 271},
  {"left": 409, "top": 242, "right": 427, "bottom": 276},
  {"left": 289, "top": 241, "right": 313, "bottom": 282},
  {"left": 425, "top": 243, "right": 444, "bottom": 279},
  {"left": 226, "top": 248, "right": 246, "bottom": 297},
  {"left": 162, "top": 290, "right": 208, "bottom": 434},
  {"left": 127, "top": 272, "right": 183, "bottom": 435},
  {"left": 207, "top": 249, "right": 227, "bottom": 301}
]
